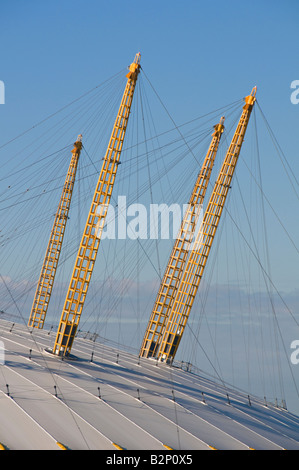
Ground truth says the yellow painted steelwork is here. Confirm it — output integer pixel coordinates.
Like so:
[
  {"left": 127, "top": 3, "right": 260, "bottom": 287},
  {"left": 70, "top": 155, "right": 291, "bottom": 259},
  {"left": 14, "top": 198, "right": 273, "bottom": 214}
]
[
  {"left": 156, "top": 88, "right": 256, "bottom": 363},
  {"left": 28, "top": 136, "right": 83, "bottom": 329},
  {"left": 139, "top": 117, "right": 225, "bottom": 359},
  {"left": 112, "top": 443, "right": 124, "bottom": 450},
  {"left": 56, "top": 441, "right": 68, "bottom": 450},
  {"left": 51, "top": 53, "right": 141, "bottom": 357}
]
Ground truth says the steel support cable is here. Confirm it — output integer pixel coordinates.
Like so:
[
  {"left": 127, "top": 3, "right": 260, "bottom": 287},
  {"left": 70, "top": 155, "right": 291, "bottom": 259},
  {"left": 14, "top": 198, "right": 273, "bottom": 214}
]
[
  {"left": 80, "top": 154, "right": 202, "bottom": 331},
  {"left": 0, "top": 144, "right": 71, "bottom": 187},
  {"left": 229, "top": 189, "right": 255, "bottom": 393},
  {"left": 0, "top": 152, "right": 70, "bottom": 268},
  {"left": 139, "top": 131, "right": 207, "bottom": 194},
  {"left": 142, "top": 68, "right": 245, "bottom": 169},
  {"left": 81, "top": 113, "right": 243, "bottom": 348},
  {"left": 230, "top": 117, "right": 299, "bottom": 397},
  {"left": 124, "top": 128, "right": 214, "bottom": 209},
  {"left": 84, "top": 128, "right": 206, "bottom": 202},
  {"left": 41, "top": 75, "right": 124, "bottom": 163},
  {"left": 57, "top": 163, "right": 109, "bottom": 332},
  {"left": 15, "top": 175, "right": 160, "bottom": 332},
  {"left": 223, "top": 199, "right": 299, "bottom": 330},
  {"left": 177, "top": 183, "right": 231, "bottom": 386},
  {"left": 184, "top": 321, "right": 229, "bottom": 392},
  {"left": 253, "top": 107, "right": 285, "bottom": 402},
  {"left": 118, "top": 133, "right": 207, "bottom": 200},
  {"left": 32, "top": 147, "right": 88, "bottom": 327},
  {"left": 184, "top": 183, "right": 293, "bottom": 403},
  {"left": 101, "top": 98, "right": 242, "bottom": 200},
  {"left": 120, "top": 127, "right": 211, "bottom": 169},
  {"left": 1, "top": 81, "right": 125, "bottom": 215},
  {"left": 78, "top": 76, "right": 124, "bottom": 137},
  {"left": 78, "top": 144, "right": 115, "bottom": 345},
  {"left": 167, "top": 367, "right": 182, "bottom": 450},
  {"left": 224, "top": 221, "right": 235, "bottom": 386},
  {"left": 139, "top": 80, "right": 162, "bottom": 279},
  {"left": 135, "top": 88, "right": 141, "bottom": 346},
  {"left": 171, "top": 100, "right": 296, "bottom": 396},
  {"left": 0, "top": 69, "right": 126, "bottom": 152},
  {"left": 80, "top": 82, "right": 124, "bottom": 159},
  {"left": 4, "top": 89, "right": 239, "bottom": 346},
  {"left": 0, "top": 150, "right": 77, "bottom": 206},
  {"left": 0, "top": 73, "right": 126, "bottom": 229},
  {"left": 233, "top": 192, "right": 255, "bottom": 389},
  {"left": 148, "top": 110, "right": 240, "bottom": 363},
  {"left": 76, "top": 152, "right": 202, "bottom": 339},
  {"left": 83, "top": 166, "right": 163, "bottom": 288}
]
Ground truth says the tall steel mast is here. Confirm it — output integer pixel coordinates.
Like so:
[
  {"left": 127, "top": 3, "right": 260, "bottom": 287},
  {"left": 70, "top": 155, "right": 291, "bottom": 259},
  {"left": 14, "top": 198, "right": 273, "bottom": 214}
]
[
  {"left": 157, "top": 87, "right": 256, "bottom": 363},
  {"left": 28, "top": 135, "right": 83, "bottom": 329},
  {"left": 51, "top": 53, "right": 141, "bottom": 357},
  {"left": 139, "top": 117, "right": 225, "bottom": 358}
]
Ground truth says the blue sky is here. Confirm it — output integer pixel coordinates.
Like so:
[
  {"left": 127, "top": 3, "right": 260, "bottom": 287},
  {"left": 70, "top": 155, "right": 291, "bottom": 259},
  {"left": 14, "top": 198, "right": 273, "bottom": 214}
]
[
  {"left": 0, "top": 1, "right": 299, "bottom": 414},
  {"left": 1, "top": 0, "right": 298, "bottom": 133}
]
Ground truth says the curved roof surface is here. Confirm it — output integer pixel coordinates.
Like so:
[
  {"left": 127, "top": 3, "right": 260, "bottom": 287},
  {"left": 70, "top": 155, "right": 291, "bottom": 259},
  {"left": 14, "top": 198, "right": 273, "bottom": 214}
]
[{"left": 0, "top": 318, "right": 299, "bottom": 451}]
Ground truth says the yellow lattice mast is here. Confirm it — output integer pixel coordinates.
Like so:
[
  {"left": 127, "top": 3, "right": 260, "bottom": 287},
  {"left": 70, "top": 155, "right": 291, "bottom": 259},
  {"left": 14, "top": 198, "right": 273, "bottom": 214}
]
[
  {"left": 28, "top": 135, "right": 83, "bottom": 329},
  {"left": 156, "top": 87, "right": 256, "bottom": 363},
  {"left": 50, "top": 53, "right": 141, "bottom": 357},
  {"left": 139, "top": 117, "right": 225, "bottom": 358}
]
